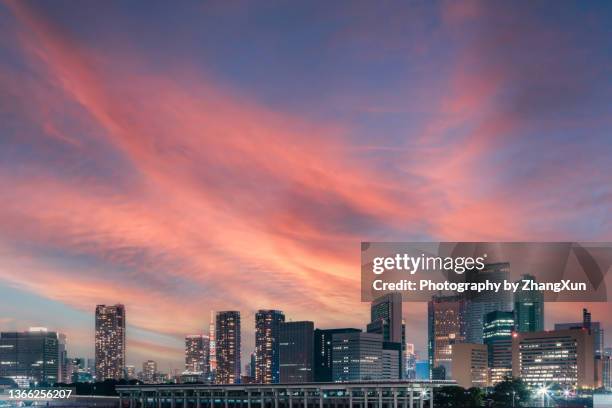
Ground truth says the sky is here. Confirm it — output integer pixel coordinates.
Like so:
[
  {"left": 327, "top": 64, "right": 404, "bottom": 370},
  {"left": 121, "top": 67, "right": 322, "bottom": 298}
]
[{"left": 1, "top": 0, "right": 612, "bottom": 373}]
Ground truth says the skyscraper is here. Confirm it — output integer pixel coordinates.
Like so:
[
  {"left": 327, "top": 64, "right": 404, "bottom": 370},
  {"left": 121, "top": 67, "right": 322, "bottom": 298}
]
[
  {"left": 483, "top": 311, "right": 514, "bottom": 385},
  {"left": 332, "top": 332, "right": 383, "bottom": 382},
  {"left": 367, "top": 293, "right": 403, "bottom": 343},
  {"left": 254, "top": 310, "right": 285, "bottom": 383},
  {"left": 464, "top": 263, "right": 513, "bottom": 344},
  {"left": 185, "top": 334, "right": 210, "bottom": 374},
  {"left": 0, "top": 328, "right": 61, "bottom": 386},
  {"left": 95, "top": 304, "right": 126, "bottom": 381},
  {"left": 313, "top": 328, "right": 361, "bottom": 382},
  {"left": 279, "top": 321, "right": 314, "bottom": 383},
  {"left": 514, "top": 274, "right": 544, "bottom": 333},
  {"left": 215, "top": 311, "right": 241, "bottom": 384},
  {"left": 367, "top": 293, "right": 404, "bottom": 378},
  {"left": 428, "top": 294, "right": 466, "bottom": 380}
]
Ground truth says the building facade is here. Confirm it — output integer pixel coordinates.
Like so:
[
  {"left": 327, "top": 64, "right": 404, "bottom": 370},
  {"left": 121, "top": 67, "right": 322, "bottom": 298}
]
[
  {"left": 332, "top": 332, "right": 382, "bottom": 382},
  {"left": 483, "top": 311, "right": 514, "bottom": 385},
  {"left": 464, "top": 263, "right": 513, "bottom": 344},
  {"left": 514, "top": 274, "right": 544, "bottom": 333},
  {"left": 0, "top": 328, "right": 61, "bottom": 386},
  {"left": 95, "top": 304, "right": 126, "bottom": 380},
  {"left": 254, "top": 310, "right": 285, "bottom": 384},
  {"left": 279, "top": 321, "right": 314, "bottom": 383},
  {"left": 215, "top": 311, "right": 241, "bottom": 384},
  {"left": 451, "top": 343, "right": 488, "bottom": 389},
  {"left": 555, "top": 308, "right": 604, "bottom": 357},
  {"left": 512, "top": 328, "right": 595, "bottom": 388},
  {"left": 313, "top": 328, "right": 361, "bottom": 382},
  {"left": 428, "top": 294, "right": 466, "bottom": 380},
  {"left": 185, "top": 334, "right": 210, "bottom": 374}
]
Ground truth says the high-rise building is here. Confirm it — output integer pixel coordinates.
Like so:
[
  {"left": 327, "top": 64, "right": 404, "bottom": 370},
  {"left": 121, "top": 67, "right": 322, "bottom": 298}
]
[
  {"left": 332, "top": 332, "right": 382, "bottom": 382},
  {"left": 0, "top": 328, "right": 61, "bottom": 385},
  {"left": 279, "top": 321, "right": 314, "bottom": 383},
  {"left": 185, "top": 334, "right": 210, "bottom": 374},
  {"left": 215, "top": 311, "right": 241, "bottom": 384},
  {"left": 483, "top": 311, "right": 514, "bottom": 385},
  {"left": 514, "top": 274, "right": 544, "bottom": 333},
  {"left": 451, "top": 343, "right": 488, "bottom": 389},
  {"left": 209, "top": 311, "right": 216, "bottom": 374},
  {"left": 464, "top": 263, "right": 513, "bottom": 344},
  {"left": 94, "top": 304, "right": 126, "bottom": 381},
  {"left": 428, "top": 294, "right": 466, "bottom": 379},
  {"left": 555, "top": 308, "right": 605, "bottom": 357},
  {"left": 142, "top": 360, "right": 157, "bottom": 384},
  {"left": 313, "top": 328, "right": 361, "bottom": 382},
  {"left": 254, "top": 310, "right": 285, "bottom": 383},
  {"left": 367, "top": 293, "right": 404, "bottom": 378},
  {"left": 367, "top": 293, "right": 403, "bottom": 343},
  {"left": 512, "top": 328, "right": 595, "bottom": 388}
]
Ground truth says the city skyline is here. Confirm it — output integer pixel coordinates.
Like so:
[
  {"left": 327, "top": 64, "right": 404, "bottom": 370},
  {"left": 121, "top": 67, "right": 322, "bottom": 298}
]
[{"left": 1, "top": 0, "right": 612, "bottom": 374}]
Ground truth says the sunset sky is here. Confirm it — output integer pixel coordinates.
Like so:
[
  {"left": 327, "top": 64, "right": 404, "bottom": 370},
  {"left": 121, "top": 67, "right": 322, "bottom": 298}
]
[{"left": 1, "top": 0, "right": 612, "bottom": 372}]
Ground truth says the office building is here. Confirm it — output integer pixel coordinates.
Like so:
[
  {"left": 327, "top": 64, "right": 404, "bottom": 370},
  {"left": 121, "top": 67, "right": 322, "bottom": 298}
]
[
  {"left": 464, "top": 263, "right": 513, "bottom": 344},
  {"left": 512, "top": 328, "right": 595, "bottom": 388},
  {"left": 514, "top": 274, "right": 544, "bottom": 333},
  {"left": 382, "top": 342, "right": 401, "bottom": 380},
  {"left": 428, "top": 294, "right": 466, "bottom": 379},
  {"left": 142, "top": 360, "right": 157, "bottom": 384},
  {"left": 185, "top": 334, "right": 210, "bottom": 374},
  {"left": 332, "top": 332, "right": 382, "bottom": 382},
  {"left": 279, "top": 321, "right": 314, "bottom": 383},
  {"left": 215, "top": 311, "right": 241, "bottom": 384},
  {"left": 555, "top": 308, "right": 605, "bottom": 357},
  {"left": 95, "top": 304, "right": 126, "bottom": 381},
  {"left": 367, "top": 293, "right": 404, "bottom": 378},
  {"left": 451, "top": 343, "right": 488, "bottom": 389},
  {"left": 314, "top": 328, "right": 361, "bottom": 382},
  {"left": 0, "top": 328, "right": 61, "bottom": 386},
  {"left": 483, "top": 311, "right": 514, "bottom": 385},
  {"left": 254, "top": 310, "right": 285, "bottom": 383}
]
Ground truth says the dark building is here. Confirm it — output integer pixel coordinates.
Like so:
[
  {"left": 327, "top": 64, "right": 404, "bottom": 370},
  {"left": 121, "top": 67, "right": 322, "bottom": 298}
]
[
  {"left": 464, "top": 263, "right": 512, "bottom": 344},
  {"left": 314, "top": 328, "right": 361, "bottom": 382},
  {"left": 215, "top": 311, "right": 241, "bottom": 384},
  {"left": 254, "top": 310, "right": 284, "bottom": 384},
  {"left": 428, "top": 294, "right": 466, "bottom": 380},
  {"left": 0, "top": 328, "right": 61, "bottom": 386},
  {"left": 279, "top": 321, "right": 314, "bottom": 383},
  {"left": 483, "top": 311, "right": 514, "bottom": 385},
  {"left": 514, "top": 274, "right": 544, "bottom": 333},
  {"left": 95, "top": 304, "right": 126, "bottom": 380}
]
